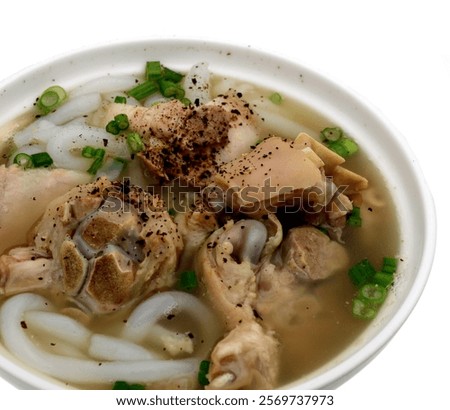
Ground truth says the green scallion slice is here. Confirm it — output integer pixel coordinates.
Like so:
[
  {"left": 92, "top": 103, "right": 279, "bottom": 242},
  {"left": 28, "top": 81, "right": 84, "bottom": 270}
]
[
  {"left": 269, "top": 92, "right": 283, "bottom": 105},
  {"left": 197, "top": 360, "right": 210, "bottom": 386},
  {"left": 358, "top": 283, "right": 387, "bottom": 305},
  {"left": 372, "top": 272, "right": 394, "bottom": 288},
  {"left": 86, "top": 149, "right": 105, "bottom": 175},
  {"left": 158, "top": 79, "right": 185, "bottom": 99},
  {"left": 13, "top": 153, "right": 33, "bottom": 169},
  {"left": 127, "top": 80, "right": 159, "bottom": 100},
  {"left": 348, "top": 258, "right": 377, "bottom": 288},
  {"left": 126, "top": 132, "right": 144, "bottom": 153},
  {"left": 179, "top": 270, "right": 198, "bottom": 291},
  {"left": 320, "top": 127, "right": 343, "bottom": 142},
  {"left": 81, "top": 146, "right": 98, "bottom": 158},
  {"left": 162, "top": 66, "right": 183, "bottom": 83},
  {"left": 36, "top": 85, "right": 67, "bottom": 115},
  {"left": 325, "top": 137, "right": 359, "bottom": 158},
  {"left": 352, "top": 298, "right": 377, "bottom": 320},
  {"left": 114, "top": 96, "right": 127, "bottom": 104},
  {"left": 112, "top": 380, "right": 145, "bottom": 390},
  {"left": 145, "top": 61, "right": 163, "bottom": 80},
  {"left": 382, "top": 257, "right": 398, "bottom": 274},
  {"left": 30, "top": 152, "right": 53, "bottom": 168},
  {"left": 347, "top": 206, "right": 362, "bottom": 227},
  {"left": 106, "top": 120, "right": 120, "bottom": 135},
  {"left": 114, "top": 114, "right": 129, "bottom": 131}
]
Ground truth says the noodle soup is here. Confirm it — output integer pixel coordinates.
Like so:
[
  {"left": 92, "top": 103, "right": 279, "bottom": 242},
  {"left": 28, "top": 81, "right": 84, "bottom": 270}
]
[{"left": 0, "top": 51, "right": 401, "bottom": 390}]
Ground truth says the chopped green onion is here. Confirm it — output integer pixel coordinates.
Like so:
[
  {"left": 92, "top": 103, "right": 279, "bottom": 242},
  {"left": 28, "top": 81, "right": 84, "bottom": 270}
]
[
  {"left": 179, "top": 270, "right": 198, "bottom": 291},
  {"left": 30, "top": 152, "right": 53, "bottom": 168},
  {"left": 349, "top": 257, "right": 397, "bottom": 320},
  {"left": 320, "top": 127, "right": 343, "bottom": 142},
  {"left": 158, "top": 79, "right": 185, "bottom": 99},
  {"left": 162, "top": 66, "right": 184, "bottom": 83},
  {"left": 348, "top": 258, "right": 376, "bottom": 288},
  {"left": 13, "top": 153, "right": 33, "bottom": 169},
  {"left": 352, "top": 298, "right": 377, "bottom": 320},
  {"left": 36, "top": 85, "right": 67, "bottom": 115},
  {"left": 145, "top": 61, "right": 163, "bottom": 80},
  {"left": 198, "top": 360, "right": 210, "bottom": 386},
  {"left": 114, "top": 114, "right": 129, "bottom": 130},
  {"left": 106, "top": 120, "right": 120, "bottom": 135},
  {"left": 86, "top": 149, "right": 105, "bottom": 175},
  {"left": 269, "top": 92, "right": 283, "bottom": 105},
  {"left": 81, "top": 146, "right": 98, "bottom": 158},
  {"left": 112, "top": 380, "right": 145, "bottom": 390},
  {"left": 13, "top": 152, "right": 54, "bottom": 168},
  {"left": 358, "top": 283, "right": 387, "bottom": 305},
  {"left": 114, "top": 96, "right": 127, "bottom": 104},
  {"left": 382, "top": 257, "right": 398, "bottom": 274},
  {"left": 127, "top": 80, "right": 159, "bottom": 100},
  {"left": 372, "top": 272, "right": 394, "bottom": 288},
  {"left": 126, "top": 132, "right": 144, "bottom": 153},
  {"left": 347, "top": 206, "right": 362, "bottom": 227},
  {"left": 325, "top": 137, "right": 359, "bottom": 158},
  {"left": 180, "top": 97, "right": 192, "bottom": 106}
]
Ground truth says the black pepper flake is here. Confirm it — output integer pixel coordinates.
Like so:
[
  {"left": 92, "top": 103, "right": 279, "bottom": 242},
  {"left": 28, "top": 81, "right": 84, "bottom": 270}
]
[
  {"left": 20, "top": 320, "right": 27, "bottom": 329},
  {"left": 167, "top": 314, "right": 175, "bottom": 320},
  {"left": 253, "top": 309, "right": 263, "bottom": 320}
]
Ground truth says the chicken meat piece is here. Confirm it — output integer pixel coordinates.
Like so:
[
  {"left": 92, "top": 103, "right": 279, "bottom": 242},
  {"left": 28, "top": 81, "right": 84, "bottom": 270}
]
[
  {"left": 256, "top": 226, "right": 348, "bottom": 328},
  {"left": 213, "top": 136, "right": 326, "bottom": 217},
  {"left": 196, "top": 214, "right": 283, "bottom": 389},
  {"left": 174, "top": 204, "right": 219, "bottom": 272},
  {"left": 0, "top": 165, "right": 91, "bottom": 254},
  {"left": 196, "top": 214, "right": 282, "bottom": 329},
  {"left": 0, "top": 178, "right": 183, "bottom": 313},
  {"left": 91, "top": 93, "right": 260, "bottom": 186},
  {"left": 206, "top": 322, "right": 279, "bottom": 390},
  {"left": 213, "top": 133, "right": 368, "bottom": 225}
]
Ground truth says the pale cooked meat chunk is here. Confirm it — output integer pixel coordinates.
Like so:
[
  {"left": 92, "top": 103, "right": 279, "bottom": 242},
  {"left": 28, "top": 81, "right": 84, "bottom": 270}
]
[
  {"left": 206, "top": 322, "right": 279, "bottom": 390},
  {"left": 0, "top": 165, "right": 90, "bottom": 254}
]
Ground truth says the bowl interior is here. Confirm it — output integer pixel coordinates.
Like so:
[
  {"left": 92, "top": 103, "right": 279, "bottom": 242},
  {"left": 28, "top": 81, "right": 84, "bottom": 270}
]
[{"left": 0, "top": 39, "right": 436, "bottom": 389}]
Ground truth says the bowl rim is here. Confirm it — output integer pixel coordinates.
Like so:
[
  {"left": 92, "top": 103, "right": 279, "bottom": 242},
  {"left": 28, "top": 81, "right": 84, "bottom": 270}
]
[{"left": 0, "top": 38, "right": 437, "bottom": 390}]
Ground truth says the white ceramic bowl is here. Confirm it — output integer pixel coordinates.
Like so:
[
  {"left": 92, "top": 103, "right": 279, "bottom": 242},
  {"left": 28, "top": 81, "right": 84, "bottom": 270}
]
[{"left": 0, "top": 39, "right": 436, "bottom": 390}]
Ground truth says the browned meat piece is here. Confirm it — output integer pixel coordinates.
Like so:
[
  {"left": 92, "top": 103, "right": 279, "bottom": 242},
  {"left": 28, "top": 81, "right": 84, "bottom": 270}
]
[
  {"left": 277, "top": 226, "right": 349, "bottom": 281},
  {"left": 94, "top": 93, "right": 260, "bottom": 186},
  {"left": 213, "top": 136, "right": 326, "bottom": 216},
  {"left": 0, "top": 178, "right": 183, "bottom": 313}
]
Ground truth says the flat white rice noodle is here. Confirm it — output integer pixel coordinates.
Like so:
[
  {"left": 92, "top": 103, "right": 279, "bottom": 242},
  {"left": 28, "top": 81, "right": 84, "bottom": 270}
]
[
  {"left": 45, "top": 93, "right": 101, "bottom": 125},
  {"left": 0, "top": 293, "right": 199, "bottom": 384},
  {"left": 123, "top": 291, "right": 221, "bottom": 357},
  {"left": 69, "top": 75, "right": 138, "bottom": 98},
  {"left": 88, "top": 334, "right": 159, "bottom": 361},
  {"left": 23, "top": 310, "right": 91, "bottom": 349},
  {"left": 254, "top": 107, "right": 303, "bottom": 138},
  {"left": 96, "top": 157, "right": 126, "bottom": 180},
  {"left": 183, "top": 62, "right": 211, "bottom": 105},
  {"left": 13, "top": 119, "right": 58, "bottom": 147},
  {"left": 145, "top": 324, "right": 194, "bottom": 357},
  {"left": 46, "top": 121, "right": 128, "bottom": 171}
]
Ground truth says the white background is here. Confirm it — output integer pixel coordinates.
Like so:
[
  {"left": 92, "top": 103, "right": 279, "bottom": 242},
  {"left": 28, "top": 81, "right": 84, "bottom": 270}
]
[{"left": 0, "top": 0, "right": 448, "bottom": 407}]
